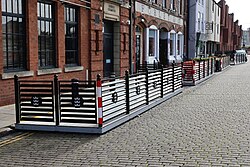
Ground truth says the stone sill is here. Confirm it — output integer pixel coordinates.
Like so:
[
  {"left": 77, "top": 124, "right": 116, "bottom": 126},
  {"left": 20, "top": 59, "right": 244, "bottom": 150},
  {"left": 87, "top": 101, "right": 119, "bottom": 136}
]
[
  {"left": 64, "top": 66, "right": 84, "bottom": 73},
  {"left": 1, "top": 71, "right": 34, "bottom": 80},
  {"left": 37, "top": 68, "right": 62, "bottom": 76}
]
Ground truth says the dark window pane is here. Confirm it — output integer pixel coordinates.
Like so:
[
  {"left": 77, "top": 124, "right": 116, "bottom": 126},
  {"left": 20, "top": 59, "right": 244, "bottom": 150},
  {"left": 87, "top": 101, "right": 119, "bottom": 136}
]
[
  {"left": 65, "top": 5, "right": 78, "bottom": 65},
  {"left": 2, "top": 16, "right": 7, "bottom": 33},
  {"left": 6, "top": 16, "right": 13, "bottom": 33},
  {"left": 2, "top": 35, "right": 7, "bottom": 51},
  {"left": 18, "top": 18, "right": 23, "bottom": 32},
  {"left": 38, "top": 1, "right": 55, "bottom": 68},
  {"left": 7, "top": 35, "right": 13, "bottom": 51},
  {"left": 12, "top": 17, "right": 18, "bottom": 33},
  {"left": 3, "top": 51, "right": 7, "bottom": 66}
]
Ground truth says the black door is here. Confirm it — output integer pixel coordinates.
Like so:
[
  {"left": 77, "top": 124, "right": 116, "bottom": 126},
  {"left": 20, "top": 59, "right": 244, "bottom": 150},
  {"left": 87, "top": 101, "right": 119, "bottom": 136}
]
[
  {"left": 103, "top": 21, "right": 114, "bottom": 77},
  {"left": 159, "top": 38, "right": 168, "bottom": 67}
]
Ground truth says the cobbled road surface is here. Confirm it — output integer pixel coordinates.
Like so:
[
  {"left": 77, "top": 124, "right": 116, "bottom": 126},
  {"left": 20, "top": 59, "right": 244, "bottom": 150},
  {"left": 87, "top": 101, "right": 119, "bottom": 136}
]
[{"left": 0, "top": 62, "right": 250, "bottom": 167}]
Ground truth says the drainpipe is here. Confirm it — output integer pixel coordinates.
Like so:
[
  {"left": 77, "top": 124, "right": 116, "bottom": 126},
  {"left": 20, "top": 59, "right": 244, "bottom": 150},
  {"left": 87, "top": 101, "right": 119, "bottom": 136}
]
[{"left": 129, "top": 0, "right": 133, "bottom": 74}]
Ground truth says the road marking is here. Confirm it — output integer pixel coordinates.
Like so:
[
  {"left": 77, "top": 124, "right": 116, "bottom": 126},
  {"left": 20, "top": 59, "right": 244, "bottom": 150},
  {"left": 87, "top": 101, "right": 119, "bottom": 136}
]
[{"left": 0, "top": 132, "right": 33, "bottom": 148}]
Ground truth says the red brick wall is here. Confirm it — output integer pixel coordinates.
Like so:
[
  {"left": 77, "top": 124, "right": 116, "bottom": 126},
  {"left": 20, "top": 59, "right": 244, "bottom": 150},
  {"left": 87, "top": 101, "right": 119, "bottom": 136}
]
[
  {"left": 219, "top": 0, "right": 243, "bottom": 52},
  {"left": 89, "top": 0, "right": 130, "bottom": 79},
  {"left": 0, "top": 0, "right": 91, "bottom": 106}
]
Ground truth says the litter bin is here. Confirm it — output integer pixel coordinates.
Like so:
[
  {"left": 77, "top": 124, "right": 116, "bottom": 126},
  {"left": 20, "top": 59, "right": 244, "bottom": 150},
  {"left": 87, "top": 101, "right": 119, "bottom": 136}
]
[{"left": 215, "top": 59, "right": 221, "bottom": 72}]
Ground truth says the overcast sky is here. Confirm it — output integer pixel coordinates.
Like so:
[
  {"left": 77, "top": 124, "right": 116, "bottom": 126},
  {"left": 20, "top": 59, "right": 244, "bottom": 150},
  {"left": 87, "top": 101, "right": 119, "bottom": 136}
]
[{"left": 216, "top": 0, "right": 250, "bottom": 30}]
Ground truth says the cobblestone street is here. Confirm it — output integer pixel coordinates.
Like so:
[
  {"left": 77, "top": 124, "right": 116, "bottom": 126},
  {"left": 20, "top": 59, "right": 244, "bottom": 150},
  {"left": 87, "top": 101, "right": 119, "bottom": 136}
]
[{"left": 1, "top": 62, "right": 250, "bottom": 166}]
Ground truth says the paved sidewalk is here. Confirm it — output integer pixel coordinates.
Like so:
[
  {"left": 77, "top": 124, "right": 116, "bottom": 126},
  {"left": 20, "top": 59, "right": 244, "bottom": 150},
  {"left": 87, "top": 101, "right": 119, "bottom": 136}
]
[
  {"left": 0, "top": 104, "right": 15, "bottom": 131},
  {"left": 1, "top": 61, "right": 250, "bottom": 166}
]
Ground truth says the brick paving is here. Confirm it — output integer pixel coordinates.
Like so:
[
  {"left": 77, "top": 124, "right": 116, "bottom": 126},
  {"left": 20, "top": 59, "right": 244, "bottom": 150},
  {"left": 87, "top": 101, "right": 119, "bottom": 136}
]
[{"left": 0, "top": 62, "right": 250, "bottom": 166}]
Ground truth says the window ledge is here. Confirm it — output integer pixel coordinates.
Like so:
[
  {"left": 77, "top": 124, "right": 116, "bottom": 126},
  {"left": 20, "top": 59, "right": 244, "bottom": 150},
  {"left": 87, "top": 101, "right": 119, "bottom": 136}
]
[
  {"left": 1, "top": 71, "right": 34, "bottom": 80},
  {"left": 64, "top": 66, "right": 84, "bottom": 73},
  {"left": 37, "top": 68, "right": 62, "bottom": 76}
]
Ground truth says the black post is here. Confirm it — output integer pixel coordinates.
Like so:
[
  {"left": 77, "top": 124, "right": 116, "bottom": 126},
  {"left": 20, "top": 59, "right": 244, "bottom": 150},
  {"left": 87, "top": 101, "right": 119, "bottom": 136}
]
[
  {"left": 203, "top": 60, "right": 205, "bottom": 78},
  {"left": 125, "top": 70, "right": 130, "bottom": 114},
  {"left": 14, "top": 75, "right": 20, "bottom": 124},
  {"left": 181, "top": 62, "right": 184, "bottom": 88},
  {"left": 161, "top": 65, "right": 164, "bottom": 98},
  {"left": 54, "top": 75, "right": 59, "bottom": 126},
  {"left": 145, "top": 68, "right": 149, "bottom": 105},
  {"left": 211, "top": 58, "right": 213, "bottom": 74},
  {"left": 198, "top": 59, "right": 201, "bottom": 80},
  {"left": 207, "top": 59, "right": 210, "bottom": 76},
  {"left": 172, "top": 63, "right": 175, "bottom": 92}
]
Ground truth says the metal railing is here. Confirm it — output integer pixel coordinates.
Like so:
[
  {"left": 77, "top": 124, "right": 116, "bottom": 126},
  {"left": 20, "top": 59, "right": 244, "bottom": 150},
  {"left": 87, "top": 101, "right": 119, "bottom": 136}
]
[
  {"left": 97, "top": 63, "right": 182, "bottom": 126},
  {"left": 15, "top": 64, "right": 183, "bottom": 129}
]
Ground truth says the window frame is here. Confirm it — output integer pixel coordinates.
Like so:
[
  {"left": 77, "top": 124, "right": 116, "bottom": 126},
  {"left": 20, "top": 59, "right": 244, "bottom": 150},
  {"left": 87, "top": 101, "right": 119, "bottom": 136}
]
[
  {"left": 37, "top": 0, "right": 56, "bottom": 69},
  {"left": 64, "top": 5, "right": 79, "bottom": 66},
  {"left": 2, "top": 0, "right": 27, "bottom": 72},
  {"left": 162, "top": 0, "right": 166, "bottom": 8},
  {"left": 170, "top": 33, "right": 175, "bottom": 56}
]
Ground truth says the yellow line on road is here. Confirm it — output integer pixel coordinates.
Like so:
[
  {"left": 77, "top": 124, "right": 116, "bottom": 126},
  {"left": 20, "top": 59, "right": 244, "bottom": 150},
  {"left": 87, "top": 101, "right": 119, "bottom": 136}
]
[{"left": 0, "top": 132, "right": 33, "bottom": 148}]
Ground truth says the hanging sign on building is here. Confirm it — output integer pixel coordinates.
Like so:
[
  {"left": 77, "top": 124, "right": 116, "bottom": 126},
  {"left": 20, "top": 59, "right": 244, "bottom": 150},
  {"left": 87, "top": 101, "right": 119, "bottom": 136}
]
[{"left": 104, "top": 2, "right": 120, "bottom": 21}]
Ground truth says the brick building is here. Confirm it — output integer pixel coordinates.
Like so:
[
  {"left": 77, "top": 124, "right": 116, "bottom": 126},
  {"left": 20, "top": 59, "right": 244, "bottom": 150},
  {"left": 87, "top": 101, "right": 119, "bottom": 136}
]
[
  {"left": 90, "top": 0, "right": 130, "bottom": 78},
  {"left": 218, "top": 0, "right": 242, "bottom": 52},
  {"left": 0, "top": 0, "right": 131, "bottom": 106},
  {"left": 134, "top": 0, "right": 185, "bottom": 69},
  {"left": 0, "top": 0, "right": 93, "bottom": 106}
]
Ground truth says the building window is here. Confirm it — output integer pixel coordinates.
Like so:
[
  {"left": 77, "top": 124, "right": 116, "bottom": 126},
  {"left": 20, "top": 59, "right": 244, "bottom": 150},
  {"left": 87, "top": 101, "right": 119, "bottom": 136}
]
[
  {"left": 2, "top": 0, "right": 26, "bottom": 72},
  {"left": 65, "top": 5, "right": 78, "bottom": 66},
  {"left": 170, "top": 33, "right": 175, "bottom": 56},
  {"left": 177, "top": 34, "right": 183, "bottom": 56},
  {"left": 37, "top": 1, "right": 55, "bottom": 68},
  {"left": 179, "top": 0, "right": 183, "bottom": 15},
  {"left": 212, "top": 2, "right": 214, "bottom": 12},
  {"left": 198, "top": 12, "right": 201, "bottom": 31},
  {"left": 162, "top": 0, "right": 166, "bottom": 8},
  {"left": 170, "top": 0, "right": 175, "bottom": 10},
  {"left": 177, "top": 35, "right": 180, "bottom": 55},
  {"left": 149, "top": 29, "right": 157, "bottom": 57},
  {"left": 201, "top": 13, "right": 204, "bottom": 32}
]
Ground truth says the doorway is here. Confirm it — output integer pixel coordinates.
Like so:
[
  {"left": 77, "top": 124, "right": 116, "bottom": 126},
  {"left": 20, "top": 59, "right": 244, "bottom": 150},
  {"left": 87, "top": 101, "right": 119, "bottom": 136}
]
[
  {"left": 103, "top": 20, "right": 114, "bottom": 77},
  {"left": 135, "top": 26, "right": 143, "bottom": 72},
  {"left": 159, "top": 30, "right": 168, "bottom": 67}
]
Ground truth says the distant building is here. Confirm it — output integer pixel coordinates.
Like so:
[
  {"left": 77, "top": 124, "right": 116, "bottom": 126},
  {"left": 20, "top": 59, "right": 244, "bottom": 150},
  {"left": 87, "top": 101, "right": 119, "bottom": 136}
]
[
  {"left": 206, "top": 0, "right": 221, "bottom": 56},
  {"left": 218, "top": 0, "right": 243, "bottom": 52},
  {"left": 134, "top": 0, "right": 186, "bottom": 68},
  {"left": 242, "top": 28, "right": 250, "bottom": 47},
  {"left": 188, "top": 0, "right": 207, "bottom": 59}
]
